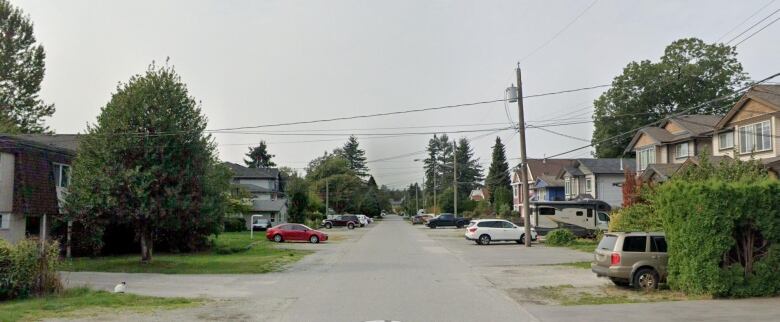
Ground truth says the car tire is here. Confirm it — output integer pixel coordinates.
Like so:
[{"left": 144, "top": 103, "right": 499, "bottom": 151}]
[
  {"left": 456, "top": 223, "right": 463, "bottom": 229},
  {"left": 325, "top": 222, "right": 332, "bottom": 229},
  {"left": 479, "top": 234, "right": 491, "bottom": 245},
  {"left": 633, "top": 268, "right": 659, "bottom": 290},
  {"left": 516, "top": 234, "right": 525, "bottom": 244},
  {"left": 309, "top": 235, "right": 320, "bottom": 244},
  {"left": 347, "top": 223, "right": 355, "bottom": 229},
  {"left": 273, "top": 234, "right": 283, "bottom": 243},
  {"left": 429, "top": 224, "right": 437, "bottom": 229}
]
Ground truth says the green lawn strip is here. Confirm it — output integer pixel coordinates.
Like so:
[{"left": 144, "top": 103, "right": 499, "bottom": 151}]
[
  {"left": 543, "top": 238, "right": 599, "bottom": 253},
  {"left": 541, "top": 261, "right": 592, "bottom": 269},
  {"left": 62, "top": 232, "right": 311, "bottom": 274},
  {"left": 528, "top": 284, "right": 710, "bottom": 306},
  {"left": 0, "top": 287, "right": 200, "bottom": 322}
]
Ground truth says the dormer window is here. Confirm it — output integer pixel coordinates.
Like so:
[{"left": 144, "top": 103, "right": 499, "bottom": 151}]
[
  {"left": 738, "top": 120, "right": 772, "bottom": 154},
  {"left": 675, "top": 142, "right": 690, "bottom": 159}
]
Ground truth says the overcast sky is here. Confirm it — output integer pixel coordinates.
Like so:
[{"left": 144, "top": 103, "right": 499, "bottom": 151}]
[{"left": 15, "top": 0, "right": 780, "bottom": 188}]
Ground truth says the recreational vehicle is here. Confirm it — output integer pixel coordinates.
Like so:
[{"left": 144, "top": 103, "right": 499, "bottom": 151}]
[{"left": 529, "top": 200, "right": 611, "bottom": 237}]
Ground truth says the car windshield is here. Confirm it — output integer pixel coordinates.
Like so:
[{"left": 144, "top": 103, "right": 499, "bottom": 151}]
[{"left": 597, "top": 235, "right": 619, "bottom": 251}]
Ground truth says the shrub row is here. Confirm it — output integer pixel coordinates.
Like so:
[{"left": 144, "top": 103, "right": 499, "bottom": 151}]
[
  {"left": 545, "top": 229, "right": 576, "bottom": 246},
  {"left": 0, "top": 239, "right": 62, "bottom": 300}
]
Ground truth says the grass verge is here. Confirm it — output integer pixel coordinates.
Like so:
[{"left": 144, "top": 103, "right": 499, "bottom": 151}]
[
  {"left": 542, "top": 261, "right": 592, "bottom": 269},
  {"left": 0, "top": 287, "right": 199, "bottom": 322},
  {"left": 511, "top": 284, "right": 711, "bottom": 306},
  {"left": 543, "top": 238, "right": 599, "bottom": 253},
  {"left": 62, "top": 232, "right": 311, "bottom": 274}
]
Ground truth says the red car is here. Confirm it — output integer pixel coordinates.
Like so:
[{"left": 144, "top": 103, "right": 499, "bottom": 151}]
[{"left": 266, "top": 223, "right": 328, "bottom": 243}]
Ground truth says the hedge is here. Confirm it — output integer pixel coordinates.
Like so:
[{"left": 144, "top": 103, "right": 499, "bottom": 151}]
[
  {"left": 0, "top": 239, "right": 62, "bottom": 300},
  {"left": 545, "top": 229, "right": 576, "bottom": 246},
  {"left": 655, "top": 179, "right": 780, "bottom": 297},
  {"left": 608, "top": 203, "right": 661, "bottom": 232}
]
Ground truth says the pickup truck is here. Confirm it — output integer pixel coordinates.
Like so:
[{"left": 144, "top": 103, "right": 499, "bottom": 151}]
[{"left": 426, "top": 213, "right": 471, "bottom": 229}]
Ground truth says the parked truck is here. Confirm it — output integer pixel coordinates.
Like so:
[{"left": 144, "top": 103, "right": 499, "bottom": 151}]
[{"left": 426, "top": 213, "right": 471, "bottom": 229}]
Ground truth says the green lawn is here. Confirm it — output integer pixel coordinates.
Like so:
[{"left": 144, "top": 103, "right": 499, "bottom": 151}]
[
  {"left": 0, "top": 287, "right": 199, "bottom": 322},
  {"left": 62, "top": 232, "right": 310, "bottom": 274},
  {"left": 567, "top": 238, "right": 599, "bottom": 253},
  {"left": 523, "top": 284, "right": 710, "bottom": 306},
  {"left": 543, "top": 261, "right": 592, "bottom": 269}
]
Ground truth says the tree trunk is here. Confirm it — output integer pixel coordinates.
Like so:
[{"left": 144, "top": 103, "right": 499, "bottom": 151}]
[{"left": 139, "top": 225, "right": 153, "bottom": 264}]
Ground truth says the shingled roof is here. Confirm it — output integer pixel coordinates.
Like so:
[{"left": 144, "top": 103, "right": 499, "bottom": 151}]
[
  {"left": 224, "top": 162, "right": 279, "bottom": 179},
  {"left": 577, "top": 158, "right": 635, "bottom": 174},
  {"left": 624, "top": 115, "right": 721, "bottom": 153}
]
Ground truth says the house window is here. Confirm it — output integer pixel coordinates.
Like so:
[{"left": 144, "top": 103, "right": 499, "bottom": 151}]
[
  {"left": 52, "top": 163, "right": 71, "bottom": 188},
  {"left": 637, "top": 147, "right": 656, "bottom": 170},
  {"left": 0, "top": 213, "right": 9, "bottom": 229},
  {"left": 738, "top": 120, "right": 772, "bottom": 154},
  {"left": 675, "top": 142, "right": 690, "bottom": 159},
  {"left": 564, "top": 178, "right": 571, "bottom": 196},
  {"left": 718, "top": 132, "right": 734, "bottom": 150},
  {"left": 585, "top": 178, "right": 592, "bottom": 192}
]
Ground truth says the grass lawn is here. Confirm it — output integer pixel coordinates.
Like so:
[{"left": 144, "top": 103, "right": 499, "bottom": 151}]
[
  {"left": 512, "top": 284, "right": 711, "bottom": 306},
  {"left": 543, "top": 261, "right": 592, "bottom": 269},
  {"left": 544, "top": 238, "right": 599, "bottom": 253},
  {"left": 0, "top": 287, "right": 199, "bottom": 322},
  {"left": 62, "top": 232, "right": 311, "bottom": 274}
]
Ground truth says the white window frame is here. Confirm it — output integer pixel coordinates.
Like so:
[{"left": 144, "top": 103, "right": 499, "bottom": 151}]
[
  {"left": 564, "top": 178, "right": 572, "bottom": 197},
  {"left": 585, "top": 178, "right": 592, "bottom": 193},
  {"left": 738, "top": 120, "right": 772, "bottom": 154},
  {"left": 52, "top": 163, "right": 71, "bottom": 188},
  {"left": 0, "top": 213, "right": 9, "bottom": 229},
  {"left": 637, "top": 147, "right": 656, "bottom": 170},
  {"left": 675, "top": 142, "right": 690, "bottom": 159},
  {"left": 718, "top": 131, "right": 734, "bottom": 150}
]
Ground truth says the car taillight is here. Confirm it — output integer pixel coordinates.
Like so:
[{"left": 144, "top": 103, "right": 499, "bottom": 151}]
[
  {"left": 468, "top": 227, "right": 477, "bottom": 233},
  {"left": 611, "top": 252, "right": 621, "bottom": 266}
]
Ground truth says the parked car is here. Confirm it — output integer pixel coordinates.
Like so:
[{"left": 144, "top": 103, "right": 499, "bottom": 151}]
[
  {"left": 251, "top": 218, "right": 272, "bottom": 231},
  {"left": 464, "top": 219, "right": 537, "bottom": 245},
  {"left": 321, "top": 214, "right": 360, "bottom": 229},
  {"left": 591, "top": 232, "right": 668, "bottom": 290},
  {"left": 266, "top": 223, "right": 328, "bottom": 243},
  {"left": 356, "top": 214, "right": 369, "bottom": 227},
  {"left": 426, "top": 213, "right": 471, "bottom": 229},
  {"left": 411, "top": 215, "right": 425, "bottom": 225}
]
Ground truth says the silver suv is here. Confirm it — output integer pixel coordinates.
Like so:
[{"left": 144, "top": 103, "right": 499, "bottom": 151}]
[{"left": 591, "top": 232, "right": 668, "bottom": 290}]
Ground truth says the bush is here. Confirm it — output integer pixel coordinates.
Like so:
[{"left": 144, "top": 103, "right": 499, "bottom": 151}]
[
  {"left": 545, "top": 229, "right": 576, "bottom": 246},
  {"left": 0, "top": 239, "right": 62, "bottom": 300},
  {"left": 608, "top": 204, "right": 661, "bottom": 232},
  {"left": 223, "top": 216, "right": 246, "bottom": 232},
  {"left": 655, "top": 179, "right": 780, "bottom": 297}
]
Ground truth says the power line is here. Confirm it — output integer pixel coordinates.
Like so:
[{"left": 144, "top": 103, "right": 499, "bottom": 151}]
[
  {"left": 733, "top": 15, "right": 780, "bottom": 46},
  {"left": 716, "top": 0, "right": 777, "bottom": 42},
  {"left": 726, "top": 8, "right": 780, "bottom": 44},
  {"left": 518, "top": 0, "right": 599, "bottom": 63}
]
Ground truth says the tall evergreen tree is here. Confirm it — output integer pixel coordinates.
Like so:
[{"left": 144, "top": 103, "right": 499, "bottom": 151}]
[
  {"left": 244, "top": 140, "right": 276, "bottom": 168},
  {"left": 592, "top": 38, "right": 749, "bottom": 157},
  {"left": 0, "top": 0, "right": 55, "bottom": 133},
  {"left": 337, "top": 135, "right": 369, "bottom": 178},
  {"left": 454, "top": 137, "right": 483, "bottom": 200},
  {"left": 65, "top": 64, "right": 230, "bottom": 263},
  {"left": 485, "top": 137, "right": 511, "bottom": 203}
]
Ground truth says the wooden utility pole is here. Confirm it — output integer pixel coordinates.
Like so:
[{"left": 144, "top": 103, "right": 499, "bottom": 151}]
[
  {"left": 516, "top": 64, "right": 532, "bottom": 247},
  {"left": 325, "top": 179, "right": 329, "bottom": 216},
  {"left": 453, "top": 141, "right": 457, "bottom": 216}
]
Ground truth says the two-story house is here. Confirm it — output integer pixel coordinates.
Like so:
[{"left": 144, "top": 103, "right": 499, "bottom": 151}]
[
  {"left": 0, "top": 134, "right": 79, "bottom": 243},
  {"left": 557, "top": 158, "right": 634, "bottom": 207},
  {"left": 511, "top": 158, "right": 575, "bottom": 211},
  {"left": 713, "top": 85, "right": 780, "bottom": 175},
  {"left": 224, "top": 162, "right": 288, "bottom": 227},
  {"left": 623, "top": 115, "right": 722, "bottom": 182}
]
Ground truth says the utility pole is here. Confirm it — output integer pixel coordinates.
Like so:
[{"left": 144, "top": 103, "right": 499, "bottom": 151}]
[
  {"left": 433, "top": 158, "right": 437, "bottom": 215},
  {"left": 415, "top": 183, "right": 419, "bottom": 214},
  {"left": 516, "top": 64, "right": 532, "bottom": 247},
  {"left": 453, "top": 141, "right": 457, "bottom": 217},
  {"left": 325, "top": 179, "right": 329, "bottom": 217}
]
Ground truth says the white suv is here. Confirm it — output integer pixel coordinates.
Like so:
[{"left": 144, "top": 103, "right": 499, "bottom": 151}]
[{"left": 465, "top": 219, "right": 537, "bottom": 245}]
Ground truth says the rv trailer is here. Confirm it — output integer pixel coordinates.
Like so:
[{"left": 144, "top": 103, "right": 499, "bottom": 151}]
[{"left": 529, "top": 200, "right": 611, "bottom": 237}]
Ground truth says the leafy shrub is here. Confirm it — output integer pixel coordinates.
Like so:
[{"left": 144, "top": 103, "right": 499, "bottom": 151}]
[
  {"left": 0, "top": 239, "right": 62, "bottom": 300},
  {"left": 223, "top": 216, "right": 246, "bottom": 232},
  {"left": 608, "top": 204, "right": 661, "bottom": 232},
  {"left": 655, "top": 179, "right": 780, "bottom": 297},
  {"left": 545, "top": 229, "right": 576, "bottom": 246}
]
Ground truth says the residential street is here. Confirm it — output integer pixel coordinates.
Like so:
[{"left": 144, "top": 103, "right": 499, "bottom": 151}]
[{"left": 61, "top": 216, "right": 780, "bottom": 322}]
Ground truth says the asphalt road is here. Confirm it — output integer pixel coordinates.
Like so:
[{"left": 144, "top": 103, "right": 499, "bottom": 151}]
[{"left": 61, "top": 215, "right": 780, "bottom": 322}]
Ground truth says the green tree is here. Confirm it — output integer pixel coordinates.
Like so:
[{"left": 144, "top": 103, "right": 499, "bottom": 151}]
[
  {"left": 336, "top": 135, "right": 369, "bottom": 178},
  {"left": 485, "top": 137, "right": 511, "bottom": 203},
  {"left": 244, "top": 140, "right": 276, "bottom": 168},
  {"left": 0, "top": 0, "right": 55, "bottom": 133},
  {"left": 65, "top": 64, "right": 229, "bottom": 263},
  {"left": 305, "top": 155, "right": 362, "bottom": 214},
  {"left": 592, "top": 38, "right": 749, "bottom": 157},
  {"left": 423, "top": 134, "right": 454, "bottom": 204},
  {"left": 286, "top": 176, "right": 309, "bottom": 223},
  {"left": 454, "top": 137, "right": 483, "bottom": 200}
]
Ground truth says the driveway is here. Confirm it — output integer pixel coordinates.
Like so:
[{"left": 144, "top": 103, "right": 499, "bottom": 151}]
[{"left": 59, "top": 215, "right": 780, "bottom": 322}]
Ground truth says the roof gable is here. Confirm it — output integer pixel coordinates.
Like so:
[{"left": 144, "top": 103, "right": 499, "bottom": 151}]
[{"left": 717, "top": 85, "right": 780, "bottom": 129}]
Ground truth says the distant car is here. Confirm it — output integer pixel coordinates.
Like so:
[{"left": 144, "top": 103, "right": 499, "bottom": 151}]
[
  {"left": 356, "top": 214, "right": 369, "bottom": 227},
  {"left": 426, "top": 213, "right": 471, "bottom": 229},
  {"left": 591, "top": 232, "right": 668, "bottom": 290},
  {"left": 464, "top": 219, "right": 537, "bottom": 245},
  {"left": 266, "top": 223, "right": 328, "bottom": 243},
  {"left": 321, "top": 215, "right": 360, "bottom": 229},
  {"left": 251, "top": 218, "right": 272, "bottom": 231},
  {"left": 411, "top": 215, "right": 425, "bottom": 225}
]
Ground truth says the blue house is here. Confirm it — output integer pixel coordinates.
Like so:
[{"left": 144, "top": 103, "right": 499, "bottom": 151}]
[{"left": 533, "top": 175, "right": 566, "bottom": 202}]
